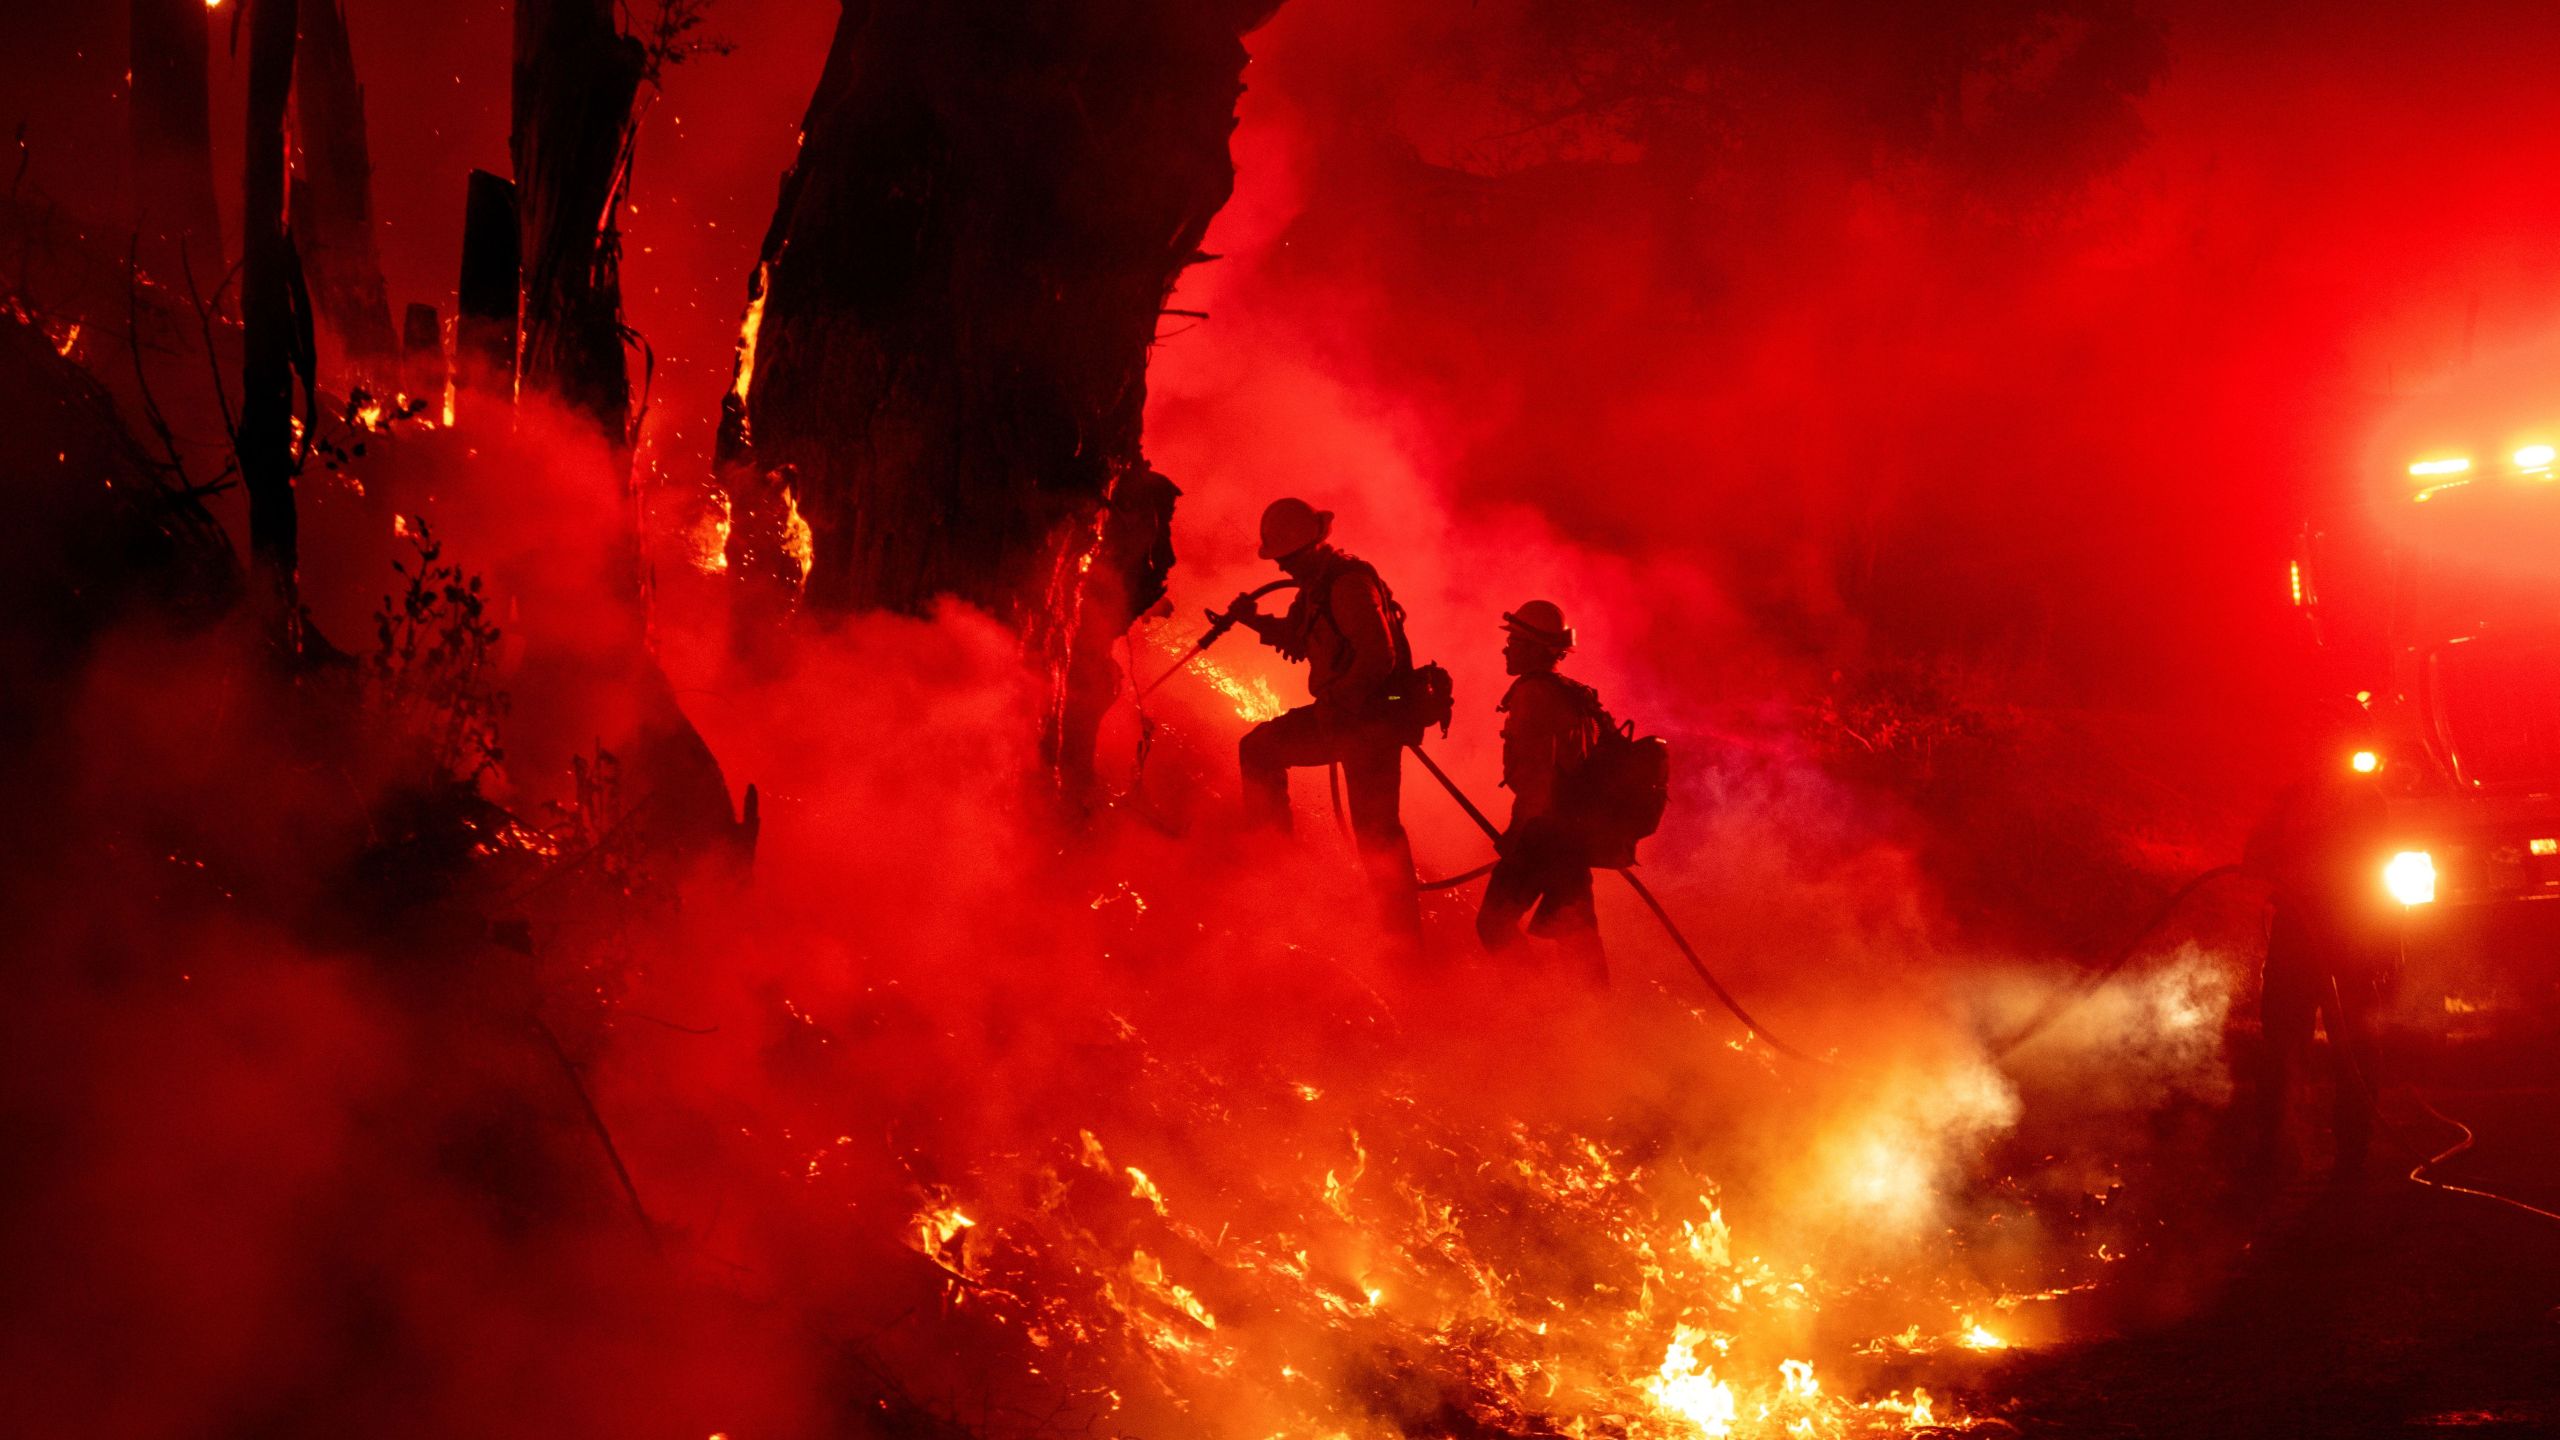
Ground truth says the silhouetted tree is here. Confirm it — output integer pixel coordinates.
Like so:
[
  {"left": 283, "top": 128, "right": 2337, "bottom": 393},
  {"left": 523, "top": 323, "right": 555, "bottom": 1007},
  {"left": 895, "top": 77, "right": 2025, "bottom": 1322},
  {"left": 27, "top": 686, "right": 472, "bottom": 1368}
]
[
  {"left": 292, "top": 0, "right": 400, "bottom": 376},
  {"left": 722, "top": 0, "right": 1276, "bottom": 798},
  {"left": 511, "top": 0, "right": 646, "bottom": 448},
  {"left": 239, "top": 0, "right": 312, "bottom": 628}
]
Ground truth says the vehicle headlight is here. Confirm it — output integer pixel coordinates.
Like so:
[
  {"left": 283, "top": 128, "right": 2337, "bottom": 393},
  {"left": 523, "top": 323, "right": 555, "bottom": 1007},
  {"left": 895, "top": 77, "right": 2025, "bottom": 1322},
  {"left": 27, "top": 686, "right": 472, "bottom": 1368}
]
[{"left": 2383, "top": 850, "right": 2437, "bottom": 906}]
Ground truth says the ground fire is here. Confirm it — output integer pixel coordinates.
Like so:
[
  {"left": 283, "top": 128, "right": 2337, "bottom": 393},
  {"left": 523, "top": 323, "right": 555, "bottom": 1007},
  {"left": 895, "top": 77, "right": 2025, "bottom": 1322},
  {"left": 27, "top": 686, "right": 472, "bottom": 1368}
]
[{"left": 7, "top": 2, "right": 2560, "bottom": 1438}]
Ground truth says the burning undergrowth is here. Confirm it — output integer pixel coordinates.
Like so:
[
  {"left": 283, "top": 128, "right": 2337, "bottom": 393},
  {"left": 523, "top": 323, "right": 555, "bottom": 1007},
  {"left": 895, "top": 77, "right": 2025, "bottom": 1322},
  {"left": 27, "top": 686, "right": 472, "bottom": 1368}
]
[
  {"left": 530, "top": 603, "right": 2244, "bottom": 1439},
  {"left": 0, "top": 539, "right": 2260, "bottom": 1439}
]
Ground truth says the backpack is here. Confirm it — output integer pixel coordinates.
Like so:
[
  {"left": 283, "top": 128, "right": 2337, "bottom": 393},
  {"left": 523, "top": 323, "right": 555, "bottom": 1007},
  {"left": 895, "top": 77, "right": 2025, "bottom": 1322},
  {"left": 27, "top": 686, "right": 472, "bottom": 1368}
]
[
  {"left": 1310, "top": 553, "right": 1454, "bottom": 739},
  {"left": 1554, "top": 683, "right": 1671, "bottom": 867}
]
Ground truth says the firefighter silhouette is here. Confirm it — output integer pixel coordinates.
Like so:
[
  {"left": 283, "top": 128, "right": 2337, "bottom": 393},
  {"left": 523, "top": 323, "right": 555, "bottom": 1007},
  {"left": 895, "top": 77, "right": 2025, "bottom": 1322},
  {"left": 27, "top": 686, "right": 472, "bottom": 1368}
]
[
  {"left": 2244, "top": 725, "right": 2399, "bottom": 1182},
  {"left": 1226, "top": 499, "right": 1424, "bottom": 950},
  {"left": 1476, "top": 600, "right": 1608, "bottom": 986}
]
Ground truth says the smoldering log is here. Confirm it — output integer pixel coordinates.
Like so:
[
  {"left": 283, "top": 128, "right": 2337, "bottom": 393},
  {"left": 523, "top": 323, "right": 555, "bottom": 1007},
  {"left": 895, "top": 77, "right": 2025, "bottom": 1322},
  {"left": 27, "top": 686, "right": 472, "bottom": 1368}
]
[
  {"left": 291, "top": 0, "right": 401, "bottom": 373},
  {"left": 510, "top": 0, "right": 645, "bottom": 448},
  {"left": 728, "top": 0, "right": 1273, "bottom": 792},
  {"left": 127, "top": 0, "right": 222, "bottom": 275},
  {"left": 455, "top": 168, "right": 520, "bottom": 415},
  {"left": 238, "top": 0, "right": 306, "bottom": 618}
]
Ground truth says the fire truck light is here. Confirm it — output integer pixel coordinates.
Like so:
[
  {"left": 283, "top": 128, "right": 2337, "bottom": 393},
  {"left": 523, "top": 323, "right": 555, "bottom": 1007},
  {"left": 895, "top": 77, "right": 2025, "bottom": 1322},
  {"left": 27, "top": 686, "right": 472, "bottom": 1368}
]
[
  {"left": 2516, "top": 444, "right": 2557, "bottom": 470},
  {"left": 2289, "top": 560, "right": 2305, "bottom": 606},
  {"left": 2408, "top": 457, "right": 2472, "bottom": 477},
  {"left": 2532, "top": 838, "right": 2558, "bottom": 857},
  {"left": 2351, "top": 750, "right": 2379, "bottom": 774},
  {"left": 2384, "top": 850, "right": 2438, "bottom": 907}
]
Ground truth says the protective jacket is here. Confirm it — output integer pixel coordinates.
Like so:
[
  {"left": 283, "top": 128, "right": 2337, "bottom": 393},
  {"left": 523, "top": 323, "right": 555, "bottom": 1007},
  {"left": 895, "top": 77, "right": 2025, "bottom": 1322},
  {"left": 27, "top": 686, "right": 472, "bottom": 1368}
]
[
  {"left": 1251, "top": 547, "right": 1406, "bottom": 711},
  {"left": 1499, "top": 672, "right": 1602, "bottom": 824}
]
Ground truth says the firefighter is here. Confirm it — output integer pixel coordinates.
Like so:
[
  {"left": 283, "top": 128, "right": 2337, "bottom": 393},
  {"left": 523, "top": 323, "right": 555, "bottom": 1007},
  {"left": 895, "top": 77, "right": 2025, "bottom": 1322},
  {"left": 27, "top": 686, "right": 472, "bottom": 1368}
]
[
  {"left": 1226, "top": 499, "right": 1423, "bottom": 948},
  {"left": 1475, "top": 601, "right": 1607, "bottom": 985},
  {"left": 2243, "top": 730, "right": 2398, "bottom": 1185}
]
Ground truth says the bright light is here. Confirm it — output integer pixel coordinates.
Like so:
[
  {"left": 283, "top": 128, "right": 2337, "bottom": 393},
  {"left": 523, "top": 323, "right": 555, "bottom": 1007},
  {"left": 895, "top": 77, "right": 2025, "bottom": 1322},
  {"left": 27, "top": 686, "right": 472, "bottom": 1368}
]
[
  {"left": 2384, "top": 850, "right": 2437, "bottom": 907},
  {"left": 2531, "top": 837, "right": 2558, "bottom": 857},
  {"left": 2517, "top": 444, "right": 2557, "bottom": 470},
  {"left": 2408, "top": 457, "right": 2472, "bottom": 477},
  {"left": 2350, "top": 750, "right": 2379, "bottom": 774},
  {"left": 2289, "top": 560, "right": 2305, "bottom": 607}
]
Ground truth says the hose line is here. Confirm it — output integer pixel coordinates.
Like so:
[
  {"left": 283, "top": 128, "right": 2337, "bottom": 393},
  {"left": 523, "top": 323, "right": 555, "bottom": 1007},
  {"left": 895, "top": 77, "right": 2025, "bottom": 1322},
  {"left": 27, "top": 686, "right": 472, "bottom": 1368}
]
[{"left": 1406, "top": 741, "right": 1825, "bottom": 1063}]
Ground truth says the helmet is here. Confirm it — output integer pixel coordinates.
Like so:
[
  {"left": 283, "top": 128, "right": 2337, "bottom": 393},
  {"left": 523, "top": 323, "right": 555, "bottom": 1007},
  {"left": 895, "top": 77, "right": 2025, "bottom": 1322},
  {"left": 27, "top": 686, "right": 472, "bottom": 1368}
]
[
  {"left": 1257, "top": 497, "right": 1333, "bottom": 561},
  {"left": 1503, "top": 600, "right": 1575, "bottom": 650}
]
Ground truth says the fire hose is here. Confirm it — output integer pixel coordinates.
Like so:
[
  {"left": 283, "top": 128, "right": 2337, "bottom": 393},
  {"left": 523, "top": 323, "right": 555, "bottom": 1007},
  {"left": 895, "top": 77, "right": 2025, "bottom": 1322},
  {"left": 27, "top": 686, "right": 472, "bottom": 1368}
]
[
  {"left": 1136, "top": 579, "right": 1299, "bottom": 703},
  {"left": 2326, "top": 971, "right": 2560, "bottom": 1230},
  {"left": 1987, "top": 864, "right": 2250, "bottom": 1059},
  {"left": 1404, "top": 742, "right": 1825, "bottom": 1065},
  {"left": 2036, "top": 865, "right": 2560, "bottom": 1229}
]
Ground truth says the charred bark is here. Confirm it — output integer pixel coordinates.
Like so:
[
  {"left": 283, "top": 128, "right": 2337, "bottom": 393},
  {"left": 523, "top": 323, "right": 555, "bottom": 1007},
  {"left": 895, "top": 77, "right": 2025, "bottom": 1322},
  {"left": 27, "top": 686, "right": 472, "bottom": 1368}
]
[
  {"left": 128, "top": 0, "right": 222, "bottom": 276},
  {"left": 510, "top": 0, "right": 645, "bottom": 448},
  {"left": 290, "top": 0, "right": 400, "bottom": 374},
  {"left": 455, "top": 168, "right": 520, "bottom": 417},
  {"left": 239, "top": 0, "right": 310, "bottom": 624},
  {"left": 730, "top": 0, "right": 1272, "bottom": 794}
]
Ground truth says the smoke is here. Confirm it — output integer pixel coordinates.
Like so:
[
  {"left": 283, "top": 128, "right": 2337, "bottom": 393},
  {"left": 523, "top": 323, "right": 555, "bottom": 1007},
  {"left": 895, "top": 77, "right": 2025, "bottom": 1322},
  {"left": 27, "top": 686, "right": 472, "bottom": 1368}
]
[{"left": 20, "top": 0, "right": 2560, "bottom": 1433}]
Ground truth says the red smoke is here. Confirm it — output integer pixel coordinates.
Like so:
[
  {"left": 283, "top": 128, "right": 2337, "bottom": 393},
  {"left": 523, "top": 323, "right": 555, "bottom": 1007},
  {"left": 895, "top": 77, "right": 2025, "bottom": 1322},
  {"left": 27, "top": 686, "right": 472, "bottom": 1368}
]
[{"left": 10, "top": 1, "right": 2560, "bottom": 1435}]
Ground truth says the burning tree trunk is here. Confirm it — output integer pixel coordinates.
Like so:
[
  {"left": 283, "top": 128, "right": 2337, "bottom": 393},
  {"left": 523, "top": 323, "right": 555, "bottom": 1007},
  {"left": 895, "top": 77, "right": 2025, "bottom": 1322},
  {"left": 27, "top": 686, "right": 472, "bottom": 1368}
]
[
  {"left": 128, "top": 0, "right": 222, "bottom": 276},
  {"left": 510, "top": 0, "right": 645, "bottom": 448},
  {"left": 290, "top": 0, "right": 400, "bottom": 376},
  {"left": 725, "top": 0, "right": 1272, "bottom": 794},
  {"left": 239, "top": 0, "right": 311, "bottom": 624}
]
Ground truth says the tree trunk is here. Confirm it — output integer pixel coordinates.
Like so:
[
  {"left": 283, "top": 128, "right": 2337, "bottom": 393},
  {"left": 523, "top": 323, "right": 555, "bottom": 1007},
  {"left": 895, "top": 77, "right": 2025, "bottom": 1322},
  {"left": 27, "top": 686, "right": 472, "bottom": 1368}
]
[
  {"left": 454, "top": 168, "right": 520, "bottom": 421},
  {"left": 291, "top": 0, "right": 400, "bottom": 377},
  {"left": 401, "top": 301, "right": 446, "bottom": 411},
  {"left": 727, "top": 0, "right": 1272, "bottom": 797},
  {"left": 510, "top": 0, "right": 645, "bottom": 449},
  {"left": 128, "top": 0, "right": 223, "bottom": 278},
  {"left": 239, "top": 0, "right": 306, "bottom": 627}
]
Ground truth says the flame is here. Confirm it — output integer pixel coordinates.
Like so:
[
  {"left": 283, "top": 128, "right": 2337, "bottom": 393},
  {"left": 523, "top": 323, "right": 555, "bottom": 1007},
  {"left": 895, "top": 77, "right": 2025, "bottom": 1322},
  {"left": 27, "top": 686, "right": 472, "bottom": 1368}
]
[
  {"left": 909, "top": 1193, "right": 978, "bottom": 1280},
  {"left": 1648, "top": 1325, "right": 1739, "bottom": 1437},
  {"left": 731, "top": 263, "right": 770, "bottom": 405},
  {"left": 441, "top": 379, "right": 457, "bottom": 428},
  {"left": 778, "top": 484, "right": 814, "bottom": 584},
  {"left": 1189, "top": 653, "right": 1287, "bottom": 723},
  {"left": 688, "top": 488, "right": 733, "bottom": 575},
  {"left": 52, "top": 321, "right": 80, "bottom": 357},
  {"left": 843, "top": 1018, "right": 2066, "bottom": 1438}
]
